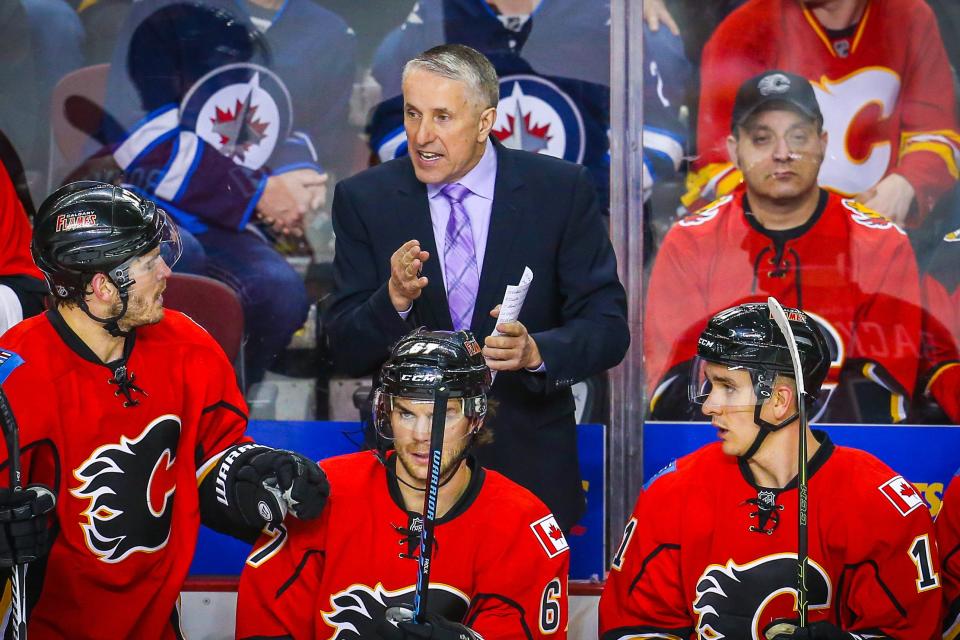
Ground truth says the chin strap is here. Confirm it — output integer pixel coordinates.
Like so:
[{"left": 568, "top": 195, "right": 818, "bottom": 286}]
[{"left": 740, "top": 369, "right": 800, "bottom": 460}]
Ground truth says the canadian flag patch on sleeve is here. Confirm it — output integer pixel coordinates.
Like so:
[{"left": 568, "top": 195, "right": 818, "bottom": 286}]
[
  {"left": 878, "top": 475, "right": 925, "bottom": 516},
  {"left": 530, "top": 515, "right": 569, "bottom": 558}
]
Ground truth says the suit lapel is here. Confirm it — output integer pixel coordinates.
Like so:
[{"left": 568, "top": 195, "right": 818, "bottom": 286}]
[
  {"left": 397, "top": 161, "right": 453, "bottom": 329},
  {"left": 471, "top": 142, "right": 523, "bottom": 337}
]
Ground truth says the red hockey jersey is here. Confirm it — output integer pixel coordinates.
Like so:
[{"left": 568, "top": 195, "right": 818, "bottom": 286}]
[
  {"left": 598, "top": 434, "right": 942, "bottom": 639},
  {"left": 0, "top": 163, "right": 42, "bottom": 281},
  {"left": 940, "top": 472, "right": 960, "bottom": 637},
  {"left": 689, "top": 0, "right": 960, "bottom": 222},
  {"left": 237, "top": 451, "right": 570, "bottom": 639},
  {"left": 0, "top": 308, "right": 249, "bottom": 639},
  {"left": 645, "top": 190, "right": 921, "bottom": 423},
  {"left": 919, "top": 227, "right": 960, "bottom": 423}
]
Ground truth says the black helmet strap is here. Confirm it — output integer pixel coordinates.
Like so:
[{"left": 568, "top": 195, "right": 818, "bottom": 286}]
[
  {"left": 740, "top": 368, "right": 799, "bottom": 460},
  {"left": 76, "top": 258, "right": 139, "bottom": 338}
]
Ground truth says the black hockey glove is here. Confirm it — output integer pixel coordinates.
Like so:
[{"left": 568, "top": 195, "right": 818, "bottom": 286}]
[
  {"left": 0, "top": 484, "right": 56, "bottom": 567},
  {"left": 377, "top": 609, "right": 483, "bottom": 640},
  {"left": 218, "top": 444, "right": 329, "bottom": 528},
  {"left": 765, "top": 621, "right": 860, "bottom": 640}
]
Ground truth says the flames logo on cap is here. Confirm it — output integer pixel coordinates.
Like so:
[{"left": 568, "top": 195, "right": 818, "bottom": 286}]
[{"left": 758, "top": 73, "right": 792, "bottom": 96}]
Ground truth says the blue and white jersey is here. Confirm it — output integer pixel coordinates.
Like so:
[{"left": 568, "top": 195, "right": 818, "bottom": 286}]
[{"left": 102, "top": 0, "right": 356, "bottom": 233}]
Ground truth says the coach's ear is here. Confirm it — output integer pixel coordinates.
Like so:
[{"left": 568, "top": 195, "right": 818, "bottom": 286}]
[{"left": 726, "top": 133, "right": 740, "bottom": 170}]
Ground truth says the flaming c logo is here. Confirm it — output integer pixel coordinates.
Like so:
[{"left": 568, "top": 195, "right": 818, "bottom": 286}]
[{"left": 71, "top": 415, "right": 181, "bottom": 563}]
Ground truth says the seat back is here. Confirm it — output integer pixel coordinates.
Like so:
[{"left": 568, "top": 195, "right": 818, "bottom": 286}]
[
  {"left": 47, "top": 63, "right": 111, "bottom": 191},
  {"left": 163, "top": 273, "right": 244, "bottom": 366}
]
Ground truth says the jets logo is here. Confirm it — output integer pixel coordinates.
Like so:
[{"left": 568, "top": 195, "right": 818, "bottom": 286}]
[
  {"left": 181, "top": 63, "right": 293, "bottom": 170},
  {"left": 493, "top": 75, "right": 585, "bottom": 163},
  {"left": 840, "top": 199, "right": 905, "bottom": 235},
  {"left": 71, "top": 415, "right": 181, "bottom": 563},
  {"left": 693, "top": 554, "right": 831, "bottom": 639},
  {"left": 320, "top": 583, "right": 469, "bottom": 639}
]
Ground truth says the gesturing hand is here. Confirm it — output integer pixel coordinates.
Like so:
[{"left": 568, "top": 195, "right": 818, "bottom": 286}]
[{"left": 389, "top": 239, "right": 430, "bottom": 312}]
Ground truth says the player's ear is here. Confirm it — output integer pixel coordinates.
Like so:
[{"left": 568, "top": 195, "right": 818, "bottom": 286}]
[
  {"left": 89, "top": 272, "right": 118, "bottom": 303},
  {"left": 726, "top": 134, "right": 740, "bottom": 169},
  {"left": 771, "top": 380, "right": 797, "bottom": 420}
]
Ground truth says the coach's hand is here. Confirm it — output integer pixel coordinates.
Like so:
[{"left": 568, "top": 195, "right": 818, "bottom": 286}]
[
  {"left": 483, "top": 305, "right": 542, "bottom": 371},
  {"left": 378, "top": 609, "right": 483, "bottom": 640},
  {"left": 389, "top": 240, "right": 430, "bottom": 312},
  {"left": 0, "top": 484, "right": 56, "bottom": 566},
  {"left": 224, "top": 446, "right": 329, "bottom": 528},
  {"left": 765, "top": 620, "right": 856, "bottom": 640}
]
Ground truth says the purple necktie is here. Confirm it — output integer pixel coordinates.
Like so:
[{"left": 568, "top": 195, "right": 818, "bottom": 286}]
[{"left": 441, "top": 183, "right": 479, "bottom": 331}]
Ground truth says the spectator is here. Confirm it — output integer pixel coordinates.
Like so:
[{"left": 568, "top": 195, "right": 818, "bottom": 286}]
[
  {"left": 688, "top": 0, "right": 960, "bottom": 227},
  {"left": 645, "top": 71, "right": 922, "bottom": 424},
  {"left": 97, "top": 0, "right": 356, "bottom": 384},
  {"left": 324, "top": 44, "right": 629, "bottom": 531},
  {"left": 0, "top": 163, "right": 45, "bottom": 336},
  {"left": 914, "top": 225, "right": 960, "bottom": 423}
]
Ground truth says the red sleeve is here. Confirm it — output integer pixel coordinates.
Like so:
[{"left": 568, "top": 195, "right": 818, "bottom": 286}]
[
  {"left": 0, "top": 163, "right": 42, "bottom": 280},
  {"left": 890, "top": 3, "right": 960, "bottom": 219},
  {"left": 938, "top": 474, "right": 960, "bottom": 635},
  {"left": 469, "top": 508, "right": 569, "bottom": 639},
  {"left": 598, "top": 471, "right": 691, "bottom": 639},
  {"left": 236, "top": 512, "right": 329, "bottom": 639},
  {"left": 835, "top": 471, "right": 942, "bottom": 637}
]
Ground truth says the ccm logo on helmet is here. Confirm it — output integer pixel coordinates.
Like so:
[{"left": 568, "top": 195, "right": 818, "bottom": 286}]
[
  {"left": 399, "top": 373, "right": 442, "bottom": 383},
  {"left": 55, "top": 212, "right": 98, "bottom": 232}
]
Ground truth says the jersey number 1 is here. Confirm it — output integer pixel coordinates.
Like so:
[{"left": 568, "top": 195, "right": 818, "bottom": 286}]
[{"left": 908, "top": 534, "right": 940, "bottom": 592}]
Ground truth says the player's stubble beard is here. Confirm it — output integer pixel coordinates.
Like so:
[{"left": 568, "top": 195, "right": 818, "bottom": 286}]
[
  {"left": 112, "top": 287, "right": 166, "bottom": 331},
  {"left": 396, "top": 435, "right": 471, "bottom": 490}
]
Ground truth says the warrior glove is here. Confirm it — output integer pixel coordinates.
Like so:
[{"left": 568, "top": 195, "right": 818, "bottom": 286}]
[
  {"left": 216, "top": 444, "right": 329, "bottom": 528},
  {"left": 0, "top": 484, "right": 56, "bottom": 566},
  {"left": 378, "top": 609, "right": 484, "bottom": 640},
  {"left": 766, "top": 621, "right": 864, "bottom": 640}
]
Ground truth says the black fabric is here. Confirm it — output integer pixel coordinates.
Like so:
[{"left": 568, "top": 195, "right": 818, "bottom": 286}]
[
  {"left": 0, "top": 485, "right": 55, "bottom": 567},
  {"left": 377, "top": 611, "right": 480, "bottom": 640},
  {"left": 764, "top": 620, "right": 866, "bottom": 639},
  {"left": 324, "top": 140, "right": 629, "bottom": 530},
  {"left": 0, "top": 276, "right": 46, "bottom": 320}
]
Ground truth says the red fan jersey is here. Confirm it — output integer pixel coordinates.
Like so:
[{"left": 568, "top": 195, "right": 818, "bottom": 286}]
[
  {"left": 919, "top": 227, "right": 960, "bottom": 422},
  {"left": 688, "top": 0, "right": 960, "bottom": 222},
  {"left": 940, "top": 472, "right": 960, "bottom": 637},
  {"left": 237, "top": 451, "right": 570, "bottom": 639},
  {"left": 0, "top": 163, "right": 41, "bottom": 281},
  {"left": 0, "top": 308, "right": 249, "bottom": 640},
  {"left": 599, "top": 433, "right": 943, "bottom": 639},
  {"left": 645, "top": 190, "right": 921, "bottom": 423}
]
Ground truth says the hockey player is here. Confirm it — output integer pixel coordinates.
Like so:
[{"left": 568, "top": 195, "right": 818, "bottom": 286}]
[
  {"left": 688, "top": 0, "right": 960, "bottom": 226},
  {"left": 645, "top": 70, "right": 922, "bottom": 424},
  {"left": 940, "top": 470, "right": 960, "bottom": 637},
  {"left": 600, "top": 302, "right": 943, "bottom": 639},
  {"left": 236, "top": 329, "right": 570, "bottom": 639},
  {"left": 0, "top": 181, "right": 329, "bottom": 639}
]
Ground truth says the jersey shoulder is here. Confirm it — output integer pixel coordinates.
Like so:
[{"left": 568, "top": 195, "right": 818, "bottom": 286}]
[
  {"left": 832, "top": 196, "right": 908, "bottom": 238},
  {"left": 140, "top": 309, "right": 231, "bottom": 359},
  {"left": 321, "top": 451, "right": 384, "bottom": 498},
  {"left": 0, "top": 314, "right": 71, "bottom": 381},
  {"left": 675, "top": 194, "right": 738, "bottom": 231},
  {"left": 644, "top": 442, "right": 732, "bottom": 494},
  {"left": 828, "top": 445, "right": 933, "bottom": 524},
  {"left": 478, "top": 468, "right": 570, "bottom": 560}
]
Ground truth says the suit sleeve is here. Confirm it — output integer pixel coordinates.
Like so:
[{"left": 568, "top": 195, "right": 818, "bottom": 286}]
[
  {"left": 529, "top": 166, "right": 629, "bottom": 393},
  {"left": 938, "top": 473, "right": 960, "bottom": 636},
  {"left": 468, "top": 509, "right": 569, "bottom": 639},
  {"left": 598, "top": 476, "right": 692, "bottom": 640},
  {"left": 833, "top": 474, "right": 942, "bottom": 638},
  {"left": 236, "top": 512, "right": 328, "bottom": 639},
  {"left": 323, "top": 180, "right": 414, "bottom": 377}
]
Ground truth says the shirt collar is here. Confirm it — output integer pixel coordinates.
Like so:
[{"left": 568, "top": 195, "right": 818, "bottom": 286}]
[{"left": 426, "top": 138, "right": 497, "bottom": 201}]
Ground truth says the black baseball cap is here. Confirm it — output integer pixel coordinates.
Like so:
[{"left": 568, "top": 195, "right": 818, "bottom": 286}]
[{"left": 731, "top": 70, "right": 823, "bottom": 130}]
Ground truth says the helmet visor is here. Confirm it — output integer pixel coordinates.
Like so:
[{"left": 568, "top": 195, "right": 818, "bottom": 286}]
[
  {"left": 157, "top": 210, "right": 182, "bottom": 270},
  {"left": 688, "top": 357, "right": 762, "bottom": 414},
  {"left": 373, "top": 391, "right": 484, "bottom": 445}
]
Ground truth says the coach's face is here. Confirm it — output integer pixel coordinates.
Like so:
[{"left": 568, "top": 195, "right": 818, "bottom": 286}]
[
  {"left": 727, "top": 108, "right": 826, "bottom": 204},
  {"left": 403, "top": 69, "right": 496, "bottom": 185}
]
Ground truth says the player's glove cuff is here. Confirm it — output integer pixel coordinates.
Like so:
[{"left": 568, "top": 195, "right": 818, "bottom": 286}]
[
  {"left": 0, "top": 484, "right": 56, "bottom": 567},
  {"left": 216, "top": 444, "right": 329, "bottom": 529},
  {"left": 765, "top": 620, "right": 863, "bottom": 640}
]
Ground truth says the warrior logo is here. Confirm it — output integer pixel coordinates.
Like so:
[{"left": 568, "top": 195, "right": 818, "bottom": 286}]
[
  {"left": 693, "top": 554, "right": 831, "bottom": 639},
  {"left": 181, "top": 63, "right": 293, "bottom": 170},
  {"left": 493, "top": 75, "right": 585, "bottom": 163},
  {"left": 321, "top": 583, "right": 469, "bottom": 639},
  {"left": 71, "top": 415, "right": 181, "bottom": 563}
]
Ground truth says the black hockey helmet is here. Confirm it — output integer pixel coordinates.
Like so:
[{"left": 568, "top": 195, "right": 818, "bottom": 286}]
[
  {"left": 690, "top": 303, "right": 830, "bottom": 455},
  {"left": 32, "top": 181, "right": 181, "bottom": 334},
  {"left": 374, "top": 329, "right": 492, "bottom": 442}
]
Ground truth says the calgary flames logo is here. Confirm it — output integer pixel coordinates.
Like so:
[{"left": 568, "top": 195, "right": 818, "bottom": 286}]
[
  {"left": 841, "top": 199, "right": 905, "bottom": 235},
  {"left": 71, "top": 416, "right": 181, "bottom": 563},
  {"left": 693, "top": 554, "right": 831, "bottom": 639},
  {"left": 320, "top": 583, "right": 469, "bottom": 639}
]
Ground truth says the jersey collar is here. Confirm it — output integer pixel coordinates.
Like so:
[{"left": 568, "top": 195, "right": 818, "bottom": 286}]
[{"left": 46, "top": 306, "right": 137, "bottom": 371}]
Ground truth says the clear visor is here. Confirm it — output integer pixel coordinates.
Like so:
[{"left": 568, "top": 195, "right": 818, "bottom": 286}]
[
  {"left": 373, "top": 391, "right": 484, "bottom": 444},
  {"left": 124, "top": 213, "right": 182, "bottom": 282},
  {"left": 688, "top": 357, "right": 762, "bottom": 414}
]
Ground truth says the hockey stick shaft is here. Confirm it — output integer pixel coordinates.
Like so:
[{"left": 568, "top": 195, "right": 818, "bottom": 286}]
[
  {"left": 767, "top": 297, "right": 809, "bottom": 627},
  {"left": 412, "top": 384, "right": 450, "bottom": 623},
  {"left": 0, "top": 387, "right": 27, "bottom": 640}
]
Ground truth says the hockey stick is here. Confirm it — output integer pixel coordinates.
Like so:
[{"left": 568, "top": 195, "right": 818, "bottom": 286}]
[
  {"left": 411, "top": 383, "right": 451, "bottom": 624},
  {"left": 767, "top": 297, "right": 809, "bottom": 628},
  {"left": 0, "top": 387, "right": 27, "bottom": 640}
]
